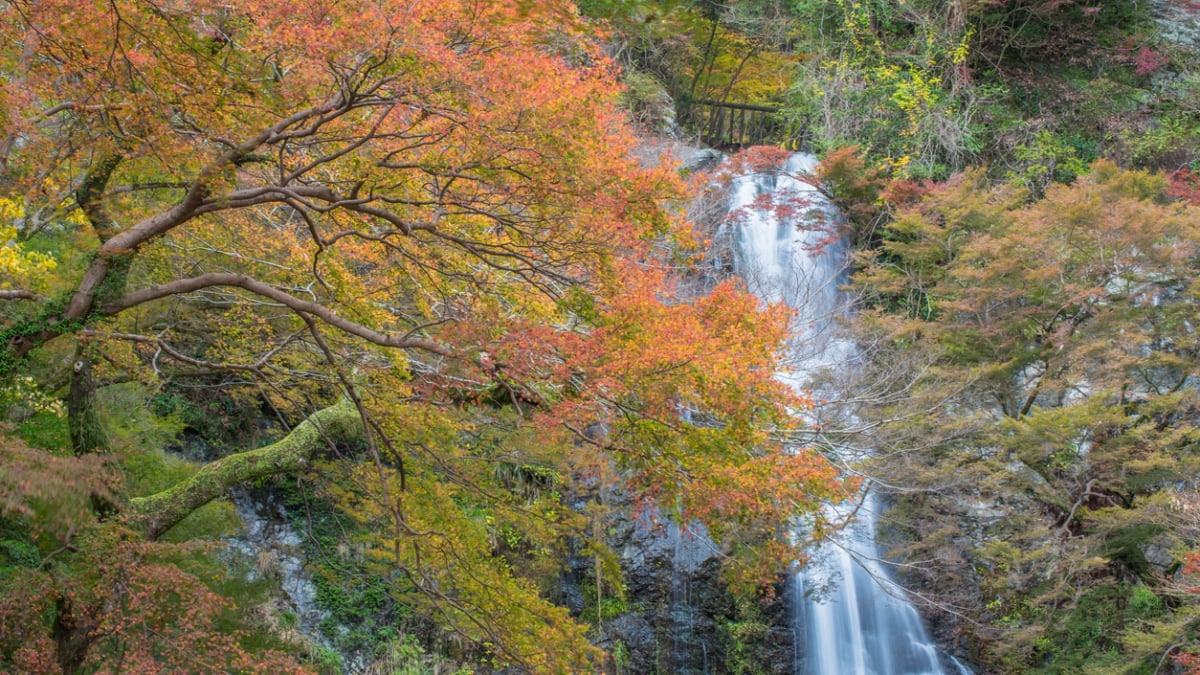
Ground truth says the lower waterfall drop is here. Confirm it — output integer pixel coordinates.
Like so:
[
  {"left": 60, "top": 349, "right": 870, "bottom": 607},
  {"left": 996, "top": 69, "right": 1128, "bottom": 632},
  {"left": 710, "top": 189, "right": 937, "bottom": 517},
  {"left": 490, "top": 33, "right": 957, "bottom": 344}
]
[{"left": 724, "top": 153, "right": 950, "bottom": 675}]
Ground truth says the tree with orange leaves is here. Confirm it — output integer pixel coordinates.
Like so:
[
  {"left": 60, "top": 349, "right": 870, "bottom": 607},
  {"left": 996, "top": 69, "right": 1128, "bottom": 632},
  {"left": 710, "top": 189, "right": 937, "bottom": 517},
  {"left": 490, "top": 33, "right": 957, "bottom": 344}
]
[{"left": 0, "top": 0, "right": 844, "bottom": 670}]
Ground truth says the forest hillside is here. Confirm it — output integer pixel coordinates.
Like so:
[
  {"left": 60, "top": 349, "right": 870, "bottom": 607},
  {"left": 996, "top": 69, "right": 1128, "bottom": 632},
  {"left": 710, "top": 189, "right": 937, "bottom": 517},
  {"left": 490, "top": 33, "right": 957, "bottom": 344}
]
[{"left": 2, "top": 0, "right": 1199, "bottom": 673}]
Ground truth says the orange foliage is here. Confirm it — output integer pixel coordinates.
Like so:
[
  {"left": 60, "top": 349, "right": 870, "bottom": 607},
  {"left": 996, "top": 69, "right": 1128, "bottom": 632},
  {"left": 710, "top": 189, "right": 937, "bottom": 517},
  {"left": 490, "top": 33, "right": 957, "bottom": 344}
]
[
  {"left": 814, "top": 146, "right": 890, "bottom": 236},
  {"left": 0, "top": 0, "right": 844, "bottom": 667}
]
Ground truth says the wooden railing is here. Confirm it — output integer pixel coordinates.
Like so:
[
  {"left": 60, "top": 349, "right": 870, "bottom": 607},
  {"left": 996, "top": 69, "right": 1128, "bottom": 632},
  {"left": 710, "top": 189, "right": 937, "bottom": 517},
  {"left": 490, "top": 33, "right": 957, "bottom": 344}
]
[{"left": 679, "top": 99, "right": 807, "bottom": 150}]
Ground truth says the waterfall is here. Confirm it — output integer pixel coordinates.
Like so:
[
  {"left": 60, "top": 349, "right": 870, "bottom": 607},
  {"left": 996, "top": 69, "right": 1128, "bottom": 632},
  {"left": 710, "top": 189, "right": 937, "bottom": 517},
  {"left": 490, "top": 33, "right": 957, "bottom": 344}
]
[{"left": 725, "top": 154, "right": 950, "bottom": 675}]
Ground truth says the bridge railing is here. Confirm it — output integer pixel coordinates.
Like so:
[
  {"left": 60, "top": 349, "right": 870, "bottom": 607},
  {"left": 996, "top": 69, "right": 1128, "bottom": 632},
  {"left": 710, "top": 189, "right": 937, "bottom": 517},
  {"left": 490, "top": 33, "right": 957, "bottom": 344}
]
[{"left": 679, "top": 99, "right": 808, "bottom": 150}]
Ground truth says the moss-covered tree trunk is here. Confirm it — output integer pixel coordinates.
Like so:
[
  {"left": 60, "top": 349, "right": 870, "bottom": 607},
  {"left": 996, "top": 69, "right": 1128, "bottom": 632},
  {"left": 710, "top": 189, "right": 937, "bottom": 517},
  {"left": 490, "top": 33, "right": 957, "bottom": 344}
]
[
  {"left": 65, "top": 154, "right": 129, "bottom": 456},
  {"left": 67, "top": 342, "right": 108, "bottom": 456},
  {"left": 127, "top": 399, "right": 362, "bottom": 540}
]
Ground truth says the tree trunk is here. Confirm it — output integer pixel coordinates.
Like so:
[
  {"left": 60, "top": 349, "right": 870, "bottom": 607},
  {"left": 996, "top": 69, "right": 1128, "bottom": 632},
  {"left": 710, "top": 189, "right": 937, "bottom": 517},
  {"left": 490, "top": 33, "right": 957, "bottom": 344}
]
[
  {"left": 127, "top": 399, "right": 362, "bottom": 540},
  {"left": 67, "top": 342, "right": 108, "bottom": 456},
  {"left": 52, "top": 596, "right": 94, "bottom": 675},
  {"left": 689, "top": 15, "right": 720, "bottom": 100}
]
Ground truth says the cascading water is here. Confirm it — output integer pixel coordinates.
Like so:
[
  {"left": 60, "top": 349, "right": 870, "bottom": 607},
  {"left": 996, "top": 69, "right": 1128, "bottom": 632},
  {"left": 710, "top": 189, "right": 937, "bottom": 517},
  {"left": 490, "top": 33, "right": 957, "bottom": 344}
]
[{"left": 725, "top": 154, "right": 951, "bottom": 675}]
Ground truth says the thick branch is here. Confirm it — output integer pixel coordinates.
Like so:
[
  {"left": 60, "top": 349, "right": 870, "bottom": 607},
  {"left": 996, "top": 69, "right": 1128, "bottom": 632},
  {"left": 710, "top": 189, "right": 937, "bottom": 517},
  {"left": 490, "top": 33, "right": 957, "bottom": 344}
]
[
  {"left": 68, "top": 342, "right": 108, "bottom": 455},
  {"left": 102, "top": 272, "right": 452, "bottom": 356},
  {"left": 75, "top": 154, "right": 124, "bottom": 242},
  {"left": 127, "top": 399, "right": 362, "bottom": 540},
  {"left": 59, "top": 101, "right": 348, "bottom": 325}
]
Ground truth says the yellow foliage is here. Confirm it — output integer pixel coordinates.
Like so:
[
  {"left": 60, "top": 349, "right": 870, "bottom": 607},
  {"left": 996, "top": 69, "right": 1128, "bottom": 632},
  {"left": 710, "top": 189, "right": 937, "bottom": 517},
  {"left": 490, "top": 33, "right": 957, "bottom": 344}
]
[{"left": 0, "top": 198, "right": 57, "bottom": 288}]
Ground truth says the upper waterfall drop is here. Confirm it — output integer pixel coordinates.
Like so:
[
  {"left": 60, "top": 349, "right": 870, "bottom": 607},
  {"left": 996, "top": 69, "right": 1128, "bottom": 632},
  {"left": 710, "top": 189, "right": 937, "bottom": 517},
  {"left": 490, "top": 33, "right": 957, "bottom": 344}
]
[{"left": 723, "top": 152, "right": 951, "bottom": 675}]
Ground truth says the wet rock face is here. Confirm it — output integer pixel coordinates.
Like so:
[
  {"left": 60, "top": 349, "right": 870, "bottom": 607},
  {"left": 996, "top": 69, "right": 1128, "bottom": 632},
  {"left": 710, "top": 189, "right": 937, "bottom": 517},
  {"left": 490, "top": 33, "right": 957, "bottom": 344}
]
[
  {"left": 1151, "top": 0, "right": 1200, "bottom": 48},
  {"left": 1141, "top": 534, "right": 1184, "bottom": 575},
  {"left": 229, "top": 488, "right": 327, "bottom": 639},
  {"left": 604, "top": 613, "right": 658, "bottom": 673},
  {"left": 581, "top": 503, "right": 794, "bottom": 674},
  {"left": 228, "top": 487, "right": 369, "bottom": 673}
]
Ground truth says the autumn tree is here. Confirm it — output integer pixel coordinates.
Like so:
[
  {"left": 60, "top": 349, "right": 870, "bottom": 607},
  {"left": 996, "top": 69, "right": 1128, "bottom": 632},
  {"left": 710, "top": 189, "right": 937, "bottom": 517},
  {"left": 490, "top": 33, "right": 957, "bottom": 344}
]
[
  {"left": 0, "top": 0, "right": 844, "bottom": 669},
  {"left": 0, "top": 432, "right": 310, "bottom": 673},
  {"left": 847, "top": 161, "right": 1200, "bottom": 670}
]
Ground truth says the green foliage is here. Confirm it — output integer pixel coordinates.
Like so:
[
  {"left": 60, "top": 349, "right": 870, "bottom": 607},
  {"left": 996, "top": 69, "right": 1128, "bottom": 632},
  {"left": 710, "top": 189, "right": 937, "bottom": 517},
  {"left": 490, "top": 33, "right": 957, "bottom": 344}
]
[
  {"left": 582, "top": 0, "right": 802, "bottom": 136},
  {"left": 309, "top": 645, "right": 343, "bottom": 673},
  {"left": 0, "top": 0, "right": 851, "bottom": 670},
  {"left": 612, "top": 639, "right": 631, "bottom": 673},
  {"left": 2, "top": 0, "right": 1194, "bottom": 670},
  {"left": 776, "top": 0, "right": 1192, "bottom": 184},
  {"left": 273, "top": 482, "right": 405, "bottom": 654},
  {"left": 0, "top": 531, "right": 40, "bottom": 569},
  {"left": 313, "top": 572, "right": 396, "bottom": 651},
  {"left": 150, "top": 389, "right": 265, "bottom": 456},
  {"left": 0, "top": 376, "right": 64, "bottom": 419},
  {"left": 782, "top": 0, "right": 991, "bottom": 177},
  {"left": 1129, "top": 585, "right": 1163, "bottom": 615},
  {"left": 850, "top": 161, "right": 1200, "bottom": 671},
  {"left": 1120, "top": 113, "right": 1200, "bottom": 170},
  {"left": 109, "top": 384, "right": 249, "bottom": 541},
  {"left": 123, "top": 443, "right": 202, "bottom": 496},
  {"left": 0, "top": 292, "right": 77, "bottom": 378},
  {"left": 13, "top": 411, "right": 70, "bottom": 452},
  {"left": 718, "top": 616, "right": 769, "bottom": 675},
  {"left": 1026, "top": 584, "right": 1170, "bottom": 674},
  {"left": 581, "top": 578, "right": 632, "bottom": 624},
  {"left": 357, "top": 633, "right": 474, "bottom": 675},
  {"left": 1009, "top": 130, "right": 1093, "bottom": 195},
  {"left": 618, "top": 70, "right": 676, "bottom": 132},
  {"left": 100, "top": 383, "right": 186, "bottom": 453}
]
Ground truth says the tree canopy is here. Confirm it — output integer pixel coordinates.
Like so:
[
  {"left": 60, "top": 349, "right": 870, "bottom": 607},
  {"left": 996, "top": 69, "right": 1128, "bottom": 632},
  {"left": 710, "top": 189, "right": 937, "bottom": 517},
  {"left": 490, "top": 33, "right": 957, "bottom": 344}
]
[
  {"left": 842, "top": 158, "right": 1200, "bottom": 671},
  {"left": 0, "top": 0, "right": 845, "bottom": 671}
]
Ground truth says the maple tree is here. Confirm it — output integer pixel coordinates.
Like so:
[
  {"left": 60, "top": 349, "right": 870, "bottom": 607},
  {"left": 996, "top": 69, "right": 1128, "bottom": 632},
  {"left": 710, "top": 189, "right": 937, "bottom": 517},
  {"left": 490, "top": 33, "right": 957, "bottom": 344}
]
[
  {"left": 0, "top": 0, "right": 844, "bottom": 669},
  {"left": 0, "top": 432, "right": 308, "bottom": 673},
  {"left": 845, "top": 161, "right": 1200, "bottom": 670}
]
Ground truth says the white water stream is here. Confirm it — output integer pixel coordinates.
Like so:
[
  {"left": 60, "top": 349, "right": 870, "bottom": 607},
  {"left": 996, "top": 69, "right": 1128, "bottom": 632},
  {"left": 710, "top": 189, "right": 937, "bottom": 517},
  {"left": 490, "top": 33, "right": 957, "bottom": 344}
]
[{"left": 725, "top": 154, "right": 954, "bottom": 674}]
